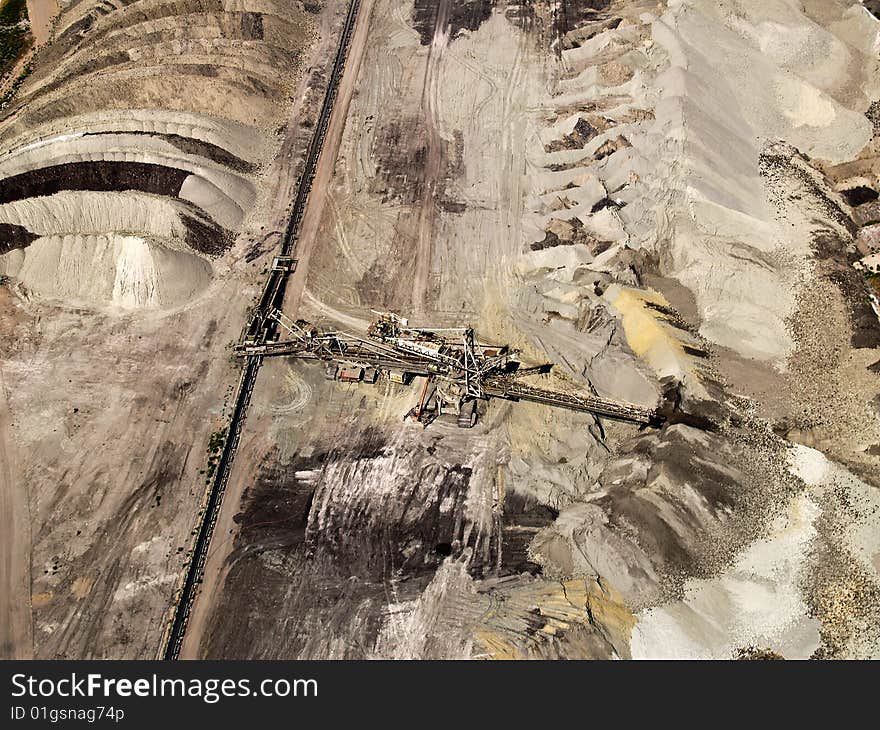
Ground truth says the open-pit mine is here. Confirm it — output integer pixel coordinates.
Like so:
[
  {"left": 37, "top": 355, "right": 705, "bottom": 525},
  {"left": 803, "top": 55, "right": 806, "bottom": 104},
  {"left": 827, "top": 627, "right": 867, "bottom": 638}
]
[{"left": 1, "top": 0, "right": 880, "bottom": 660}]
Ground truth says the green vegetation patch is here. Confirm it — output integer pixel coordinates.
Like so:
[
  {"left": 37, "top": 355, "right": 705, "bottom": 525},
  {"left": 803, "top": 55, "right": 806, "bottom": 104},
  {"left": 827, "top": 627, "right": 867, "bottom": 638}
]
[
  {"left": 0, "top": 0, "right": 28, "bottom": 26},
  {"left": 203, "top": 427, "right": 228, "bottom": 482},
  {"left": 0, "top": 0, "right": 30, "bottom": 79}
]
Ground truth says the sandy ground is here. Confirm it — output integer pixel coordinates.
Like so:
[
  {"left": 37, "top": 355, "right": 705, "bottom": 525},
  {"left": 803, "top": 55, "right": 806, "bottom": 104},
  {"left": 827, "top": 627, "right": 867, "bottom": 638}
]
[
  {"left": 2, "top": 0, "right": 879, "bottom": 659},
  {"left": 0, "top": 326, "right": 33, "bottom": 659},
  {"left": 0, "top": 266, "right": 264, "bottom": 657},
  {"left": 25, "top": 0, "right": 58, "bottom": 46}
]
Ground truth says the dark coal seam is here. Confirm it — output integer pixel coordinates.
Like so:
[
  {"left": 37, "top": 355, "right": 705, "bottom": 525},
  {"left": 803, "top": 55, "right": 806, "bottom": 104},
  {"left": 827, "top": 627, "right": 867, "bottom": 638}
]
[
  {"left": 78, "top": 130, "right": 258, "bottom": 174},
  {"left": 0, "top": 222, "right": 38, "bottom": 255},
  {"left": 0, "top": 162, "right": 236, "bottom": 255},
  {"left": 0, "top": 160, "right": 189, "bottom": 204}
]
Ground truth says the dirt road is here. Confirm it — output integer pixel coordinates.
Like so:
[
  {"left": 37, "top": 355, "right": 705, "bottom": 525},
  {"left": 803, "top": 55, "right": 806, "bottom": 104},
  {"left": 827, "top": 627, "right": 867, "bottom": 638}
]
[
  {"left": 179, "top": 0, "right": 375, "bottom": 658},
  {"left": 0, "top": 364, "right": 32, "bottom": 659},
  {"left": 282, "top": 0, "right": 376, "bottom": 320},
  {"left": 411, "top": 0, "right": 451, "bottom": 314},
  {"left": 25, "top": 0, "right": 58, "bottom": 46}
]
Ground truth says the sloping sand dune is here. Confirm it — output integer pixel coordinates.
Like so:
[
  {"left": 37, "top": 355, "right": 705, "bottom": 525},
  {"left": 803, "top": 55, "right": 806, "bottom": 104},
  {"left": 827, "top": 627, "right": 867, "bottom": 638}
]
[{"left": 1, "top": 233, "right": 212, "bottom": 308}]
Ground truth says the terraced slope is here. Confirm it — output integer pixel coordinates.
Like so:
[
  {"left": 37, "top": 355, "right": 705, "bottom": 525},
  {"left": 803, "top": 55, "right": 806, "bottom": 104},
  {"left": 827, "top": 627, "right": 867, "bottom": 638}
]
[
  {"left": 0, "top": 0, "right": 315, "bottom": 308},
  {"left": 0, "top": 0, "right": 337, "bottom": 659}
]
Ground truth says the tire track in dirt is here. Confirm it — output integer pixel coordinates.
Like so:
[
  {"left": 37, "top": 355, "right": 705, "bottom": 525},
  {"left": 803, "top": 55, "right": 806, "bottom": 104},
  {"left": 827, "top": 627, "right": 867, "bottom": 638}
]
[
  {"left": 0, "top": 364, "right": 33, "bottom": 658},
  {"left": 282, "top": 0, "right": 377, "bottom": 320},
  {"left": 412, "top": 0, "right": 451, "bottom": 314}
]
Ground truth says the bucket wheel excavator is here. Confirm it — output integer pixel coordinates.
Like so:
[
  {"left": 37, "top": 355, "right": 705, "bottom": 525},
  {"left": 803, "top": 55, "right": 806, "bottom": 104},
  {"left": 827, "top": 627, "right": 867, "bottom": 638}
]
[{"left": 236, "top": 310, "right": 663, "bottom": 429}]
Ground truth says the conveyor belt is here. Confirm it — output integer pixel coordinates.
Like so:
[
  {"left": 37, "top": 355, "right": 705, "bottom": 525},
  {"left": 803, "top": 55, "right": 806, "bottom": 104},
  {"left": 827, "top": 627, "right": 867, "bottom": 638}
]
[
  {"left": 162, "top": 0, "right": 364, "bottom": 661},
  {"left": 236, "top": 340, "right": 435, "bottom": 375},
  {"left": 483, "top": 378, "right": 659, "bottom": 425}
]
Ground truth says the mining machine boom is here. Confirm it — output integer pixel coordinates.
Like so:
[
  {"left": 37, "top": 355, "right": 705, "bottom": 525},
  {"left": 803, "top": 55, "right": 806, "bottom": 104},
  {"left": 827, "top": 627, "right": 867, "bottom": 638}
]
[{"left": 236, "top": 310, "right": 662, "bottom": 428}]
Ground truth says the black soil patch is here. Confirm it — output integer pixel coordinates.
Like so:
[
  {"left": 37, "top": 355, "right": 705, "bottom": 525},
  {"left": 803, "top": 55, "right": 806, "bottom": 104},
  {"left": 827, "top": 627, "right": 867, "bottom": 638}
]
[
  {"left": 0, "top": 161, "right": 189, "bottom": 204},
  {"left": 240, "top": 11, "right": 263, "bottom": 40},
  {"left": 0, "top": 222, "right": 38, "bottom": 254},
  {"left": 498, "top": 491, "right": 558, "bottom": 576},
  {"left": 867, "top": 100, "right": 880, "bottom": 136},
  {"left": 182, "top": 211, "right": 234, "bottom": 256},
  {"left": 594, "top": 135, "right": 631, "bottom": 161},
  {"left": 681, "top": 344, "right": 709, "bottom": 359},
  {"left": 558, "top": 0, "right": 612, "bottom": 33},
  {"left": 411, "top": 0, "right": 495, "bottom": 46},
  {"left": 232, "top": 431, "right": 389, "bottom": 552},
  {"left": 356, "top": 259, "right": 398, "bottom": 309},
  {"left": 597, "top": 426, "right": 746, "bottom": 583},
  {"left": 234, "top": 429, "right": 474, "bottom": 581},
  {"left": 813, "top": 231, "right": 880, "bottom": 349},
  {"left": 204, "top": 431, "right": 421, "bottom": 659},
  {"left": 761, "top": 151, "right": 879, "bottom": 348},
  {"left": 370, "top": 120, "right": 463, "bottom": 207},
  {"left": 530, "top": 217, "right": 612, "bottom": 254},
  {"left": 655, "top": 378, "right": 721, "bottom": 431},
  {"left": 826, "top": 266, "right": 880, "bottom": 349},
  {"left": 759, "top": 150, "right": 858, "bottom": 237},
  {"left": 201, "top": 428, "right": 482, "bottom": 658},
  {"left": 232, "top": 456, "right": 320, "bottom": 550},
  {"left": 551, "top": 0, "right": 615, "bottom": 53},
  {"left": 305, "top": 459, "right": 473, "bottom": 580},
  {"left": 841, "top": 185, "right": 879, "bottom": 208},
  {"left": 143, "top": 133, "right": 257, "bottom": 174},
  {"left": 544, "top": 117, "right": 598, "bottom": 153},
  {"left": 530, "top": 228, "right": 566, "bottom": 250},
  {"left": 591, "top": 196, "right": 624, "bottom": 214}
]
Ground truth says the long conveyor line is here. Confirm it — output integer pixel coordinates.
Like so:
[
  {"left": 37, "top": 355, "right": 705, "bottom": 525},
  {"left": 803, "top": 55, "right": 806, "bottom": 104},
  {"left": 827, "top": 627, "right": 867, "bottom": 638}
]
[
  {"left": 161, "top": 0, "right": 364, "bottom": 660},
  {"left": 237, "top": 341, "right": 661, "bottom": 426},
  {"left": 483, "top": 379, "right": 659, "bottom": 425}
]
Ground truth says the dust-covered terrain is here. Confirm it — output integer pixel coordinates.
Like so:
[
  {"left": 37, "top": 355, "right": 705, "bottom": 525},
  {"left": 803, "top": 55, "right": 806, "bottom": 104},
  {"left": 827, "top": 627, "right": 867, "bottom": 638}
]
[
  {"left": 0, "top": 0, "right": 351, "bottom": 657},
  {"left": 2, "top": 0, "right": 880, "bottom": 659},
  {"left": 190, "top": 0, "right": 880, "bottom": 659}
]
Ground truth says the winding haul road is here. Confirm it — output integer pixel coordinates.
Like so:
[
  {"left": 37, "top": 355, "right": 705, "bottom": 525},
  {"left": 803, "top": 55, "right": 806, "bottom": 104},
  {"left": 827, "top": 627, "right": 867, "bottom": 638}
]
[{"left": 160, "top": 0, "right": 366, "bottom": 660}]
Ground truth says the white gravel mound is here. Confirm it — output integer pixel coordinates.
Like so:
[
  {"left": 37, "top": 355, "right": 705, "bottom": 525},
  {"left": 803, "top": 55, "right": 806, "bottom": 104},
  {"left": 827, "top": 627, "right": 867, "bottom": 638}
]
[{"left": 0, "top": 233, "right": 211, "bottom": 310}]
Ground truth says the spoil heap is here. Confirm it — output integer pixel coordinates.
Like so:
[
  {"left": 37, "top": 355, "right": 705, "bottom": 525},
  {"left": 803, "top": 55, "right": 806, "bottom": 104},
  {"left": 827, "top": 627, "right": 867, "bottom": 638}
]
[{"left": 0, "top": 0, "right": 315, "bottom": 308}]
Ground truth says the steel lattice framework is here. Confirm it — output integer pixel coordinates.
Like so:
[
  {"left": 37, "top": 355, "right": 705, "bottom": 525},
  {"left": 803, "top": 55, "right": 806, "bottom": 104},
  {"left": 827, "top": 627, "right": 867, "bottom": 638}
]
[{"left": 236, "top": 310, "right": 662, "bottom": 428}]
